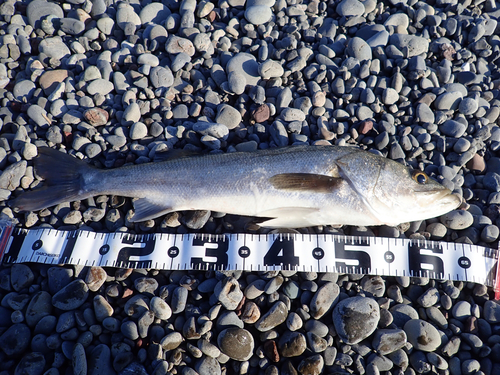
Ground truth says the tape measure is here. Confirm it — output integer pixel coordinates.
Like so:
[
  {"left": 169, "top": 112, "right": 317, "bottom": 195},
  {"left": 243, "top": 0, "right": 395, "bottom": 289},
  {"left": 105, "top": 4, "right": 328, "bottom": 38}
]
[{"left": 1, "top": 219, "right": 499, "bottom": 295}]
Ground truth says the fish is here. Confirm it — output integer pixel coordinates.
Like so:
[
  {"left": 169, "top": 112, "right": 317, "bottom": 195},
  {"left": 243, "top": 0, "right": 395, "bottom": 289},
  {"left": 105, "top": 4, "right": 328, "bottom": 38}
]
[{"left": 11, "top": 145, "right": 461, "bottom": 228}]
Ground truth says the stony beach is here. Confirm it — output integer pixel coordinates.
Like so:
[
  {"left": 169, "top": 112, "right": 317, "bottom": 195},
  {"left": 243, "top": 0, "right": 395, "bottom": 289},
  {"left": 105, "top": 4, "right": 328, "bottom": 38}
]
[{"left": 1, "top": 0, "right": 500, "bottom": 374}]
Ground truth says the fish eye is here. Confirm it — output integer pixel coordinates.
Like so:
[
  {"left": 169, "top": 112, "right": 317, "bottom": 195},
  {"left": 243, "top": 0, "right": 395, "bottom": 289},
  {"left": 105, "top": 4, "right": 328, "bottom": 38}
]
[{"left": 411, "top": 170, "right": 428, "bottom": 184}]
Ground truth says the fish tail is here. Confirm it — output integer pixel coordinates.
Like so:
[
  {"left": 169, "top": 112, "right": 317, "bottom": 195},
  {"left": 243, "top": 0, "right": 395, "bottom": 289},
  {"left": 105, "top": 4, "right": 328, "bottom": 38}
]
[{"left": 11, "top": 147, "right": 95, "bottom": 212}]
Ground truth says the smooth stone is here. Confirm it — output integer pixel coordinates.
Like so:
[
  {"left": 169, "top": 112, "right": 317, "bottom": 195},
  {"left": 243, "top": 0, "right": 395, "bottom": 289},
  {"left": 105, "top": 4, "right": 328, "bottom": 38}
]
[
  {"left": 404, "top": 319, "right": 441, "bottom": 352},
  {"left": 165, "top": 36, "right": 195, "bottom": 56},
  {"left": 38, "top": 36, "right": 71, "bottom": 60},
  {"left": 227, "top": 71, "right": 246, "bottom": 95},
  {"left": 26, "top": 291, "right": 52, "bottom": 328},
  {"left": 390, "top": 304, "right": 419, "bottom": 328},
  {"left": 347, "top": 37, "right": 372, "bottom": 62},
  {"left": 434, "top": 91, "right": 463, "bottom": 110},
  {"left": 278, "top": 331, "right": 307, "bottom": 357},
  {"left": 139, "top": 2, "right": 171, "bottom": 24},
  {"left": 85, "top": 266, "right": 107, "bottom": 292},
  {"left": 150, "top": 66, "right": 174, "bottom": 89},
  {"left": 309, "top": 282, "right": 340, "bottom": 319},
  {"left": 216, "top": 104, "right": 242, "bottom": 130},
  {"left": 10, "top": 264, "right": 34, "bottom": 292},
  {"left": 88, "top": 344, "right": 115, "bottom": 375},
  {"left": 389, "top": 34, "right": 429, "bottom": 57},
  {"left": 226, "top": 52, "right": 260, "bottom": 86},
  {"left": 52, "top": 280, "right": 89, "bottom": 311},
  {"left": 333, "top": 297, "right": 380, "bottom": 344},
  {"left": 93, "top": 295, "right": 114, "bottom": 322},
  {"left": 13, "top": 80, "right": 36, "bottom": 101},
  {"left": 255, "top": 301, "right": 288, "bottom": 332},
  {"left": 336, "top": 0, "right": 365, "bottom": 17},
  {"left": 439, "top": 120, "right": 467, "bottom": 138},
  {"left": 0, "top": 323, "right": 31, "bottom": 355},
  {"left": 372, "top": 329, "right": 407, "bottom": 355},
  {"left": 214, "top": 277, "right": 243, "bottom": 310},
  {"left": 195, "top": 357, "right": 221, "bottom": 375},
  {"left": 440, "top": 210, "right": 474, "bottom": 230},
  {"left": 259, "top": 60, "right": 284, "bottom": 79},
  {"left": 150, "top": 296, "right": 172, "bottom": 320},
  {"left": 27, "top": 0, "right": 63, "bottom": 28},
  {"left": 217, "top": 328, "right": 254, "bottom": 361},
  {"left": 459, "top": 98, "right": 478, "bottom": 115},
  {"left": 245, "top": 5, "right": 272, "bottom": 25}
]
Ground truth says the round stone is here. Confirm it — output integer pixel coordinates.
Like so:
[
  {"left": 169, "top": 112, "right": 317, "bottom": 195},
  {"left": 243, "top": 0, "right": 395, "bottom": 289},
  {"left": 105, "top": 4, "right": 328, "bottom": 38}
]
[
  {"left": 245, "top": 5, "right": 272, "bottom": 25},
  {"left": 278, "top": 331, "right": 307, "bottom": 357},
  {"left": 404, "top": 319, "right": 441, "bottom": 352},
  {"left": 440, "top": 210, "right": 474, "bottom": 230},
  {"left": 217, "top": 328, "right": 254, "bottom": 361},
  {"left": 333, "top": 296, "right": 380, "bottom": 344},
  {"left": 336, "top": 0, "right": 365, "bottom": 17}
]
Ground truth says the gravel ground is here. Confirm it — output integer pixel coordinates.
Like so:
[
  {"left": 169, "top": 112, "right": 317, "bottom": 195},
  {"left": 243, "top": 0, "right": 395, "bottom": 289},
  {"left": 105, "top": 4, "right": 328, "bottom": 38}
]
[{"left": 1, "top": 0, "right": 500, "bottom": 374}]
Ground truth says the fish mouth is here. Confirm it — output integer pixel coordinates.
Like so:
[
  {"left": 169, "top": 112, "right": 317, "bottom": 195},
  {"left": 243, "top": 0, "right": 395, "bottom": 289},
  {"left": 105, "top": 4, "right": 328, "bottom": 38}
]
[{"left": 417, "top": 188, "right": 462, "bottom": 212}]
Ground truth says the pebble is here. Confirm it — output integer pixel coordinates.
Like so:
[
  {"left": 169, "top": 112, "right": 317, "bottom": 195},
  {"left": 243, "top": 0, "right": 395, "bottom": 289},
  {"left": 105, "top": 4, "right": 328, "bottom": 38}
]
[
  {"left": 52, "top": 280, "right": 89, "bottom": 310},
  {"left": 440, "top": 210, "right": 474, "bottom": 230},
  {"left": 333, "top": 296, "right": 380, "bottom": 344},
  {"left": 404, "top": 319, "right": 441, "bottom": 352},
  {"left": 255, "top": 301, "right": 288, "bottom": 332},
  {"left": 214, "top": 277, "right": 243, "bottom": 310},
  {"left": 217, "top": 328, "right": 254, "bottom": 360}
]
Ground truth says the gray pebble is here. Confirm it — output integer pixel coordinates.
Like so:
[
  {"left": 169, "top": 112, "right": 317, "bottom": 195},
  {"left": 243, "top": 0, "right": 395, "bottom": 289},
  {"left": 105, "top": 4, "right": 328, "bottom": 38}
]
[
  {"left": 440, "top": 210, "right": 474, "bottom": 230},
  {"left": 333, "top": 296, "right": 380, "bottom": 344},
  {"left": 255, "top": 301, "right": 288, "bottom": 332},
  {"left": 52, "top": 279, "right": 89, "bottom": 311},
  {"left": 309, "top": 281, "right": 340, "bottom": 319},
  {"left": 214, "top": 277, "right": 243, "bottom": 310},
  {"left": 217, "top": 328, "right": 254, "bottom": 360},
  {"left": 404, "top": 319, "right": 441, "bottom": 352}
]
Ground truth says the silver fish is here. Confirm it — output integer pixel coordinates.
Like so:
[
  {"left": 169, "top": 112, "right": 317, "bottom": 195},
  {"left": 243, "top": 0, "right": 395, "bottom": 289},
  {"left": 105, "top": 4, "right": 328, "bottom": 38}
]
[{"left": 12, "top": 145, "right": 461, "bottom": 228}]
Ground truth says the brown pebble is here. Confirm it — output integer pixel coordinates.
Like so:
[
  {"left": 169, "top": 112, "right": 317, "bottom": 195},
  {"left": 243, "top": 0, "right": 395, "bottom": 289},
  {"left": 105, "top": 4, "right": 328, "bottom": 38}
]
[
  {"left": 39, "top": 69, "right": 71, "bottom": 95},
  {"left": 84, "top": 108, "right": 109, "bottom": 126},
  {"left": 264, "top": 340, "right": 280, "bottom": 362},
  {"left": 252, "top": 104, "right": 270, "bottom": 123},
  {"left": 85, "top": 266, "right": 107, "bottom": 292},
  {"left": 465, "top": 316, "right": 478, "bottom": 334},
  {"left": 466, "top": 154, "right": 485, "bottom": 173},
  {"left": 358, "top": 120, "right": 373, "bottom": 134},
  {"left": 441, "top": 43, "right": 456, "bottom": 61},
  {"left": 241, "top": 301, "right": 260, "bottom": 324},
  {"left": 235, "top": 295, "right": 246, "bottom": 316},
  {"left": 122, "top": 287, "right": 134, "bottom": 299}
]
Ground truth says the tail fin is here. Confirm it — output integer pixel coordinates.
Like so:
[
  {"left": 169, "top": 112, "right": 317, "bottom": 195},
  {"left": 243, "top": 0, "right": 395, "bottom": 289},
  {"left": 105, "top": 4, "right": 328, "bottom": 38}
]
[{"left": 11, "top": 147, "right": 95, "bottom": 212}]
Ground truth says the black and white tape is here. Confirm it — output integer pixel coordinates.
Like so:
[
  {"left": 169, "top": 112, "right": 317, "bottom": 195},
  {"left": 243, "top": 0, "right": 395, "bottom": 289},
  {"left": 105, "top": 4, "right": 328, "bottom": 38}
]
[{"left": 1, "top": 220, "right": 499, "bottom": 294}]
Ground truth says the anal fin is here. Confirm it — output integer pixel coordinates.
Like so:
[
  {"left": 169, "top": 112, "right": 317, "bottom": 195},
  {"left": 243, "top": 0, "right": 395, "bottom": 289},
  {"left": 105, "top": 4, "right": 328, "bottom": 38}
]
[
  {"left": 255, "top": 207, "right": 320, "bottom": 228},
  {"left": 131, "top": 198, "right": 173, "bottom": 222}
]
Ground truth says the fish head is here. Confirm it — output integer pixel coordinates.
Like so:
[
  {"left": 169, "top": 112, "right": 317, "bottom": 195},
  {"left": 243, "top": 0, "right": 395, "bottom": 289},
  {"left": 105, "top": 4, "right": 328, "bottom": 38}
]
[{"left": 336, "top": 150, "right": 461, "bottom": 225}]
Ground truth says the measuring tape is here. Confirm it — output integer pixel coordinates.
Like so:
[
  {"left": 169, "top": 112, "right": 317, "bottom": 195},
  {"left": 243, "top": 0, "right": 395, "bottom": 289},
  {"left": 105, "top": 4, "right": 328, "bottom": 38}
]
[{"left": 1, "top": 220, "right": 499, "bottom": 296}]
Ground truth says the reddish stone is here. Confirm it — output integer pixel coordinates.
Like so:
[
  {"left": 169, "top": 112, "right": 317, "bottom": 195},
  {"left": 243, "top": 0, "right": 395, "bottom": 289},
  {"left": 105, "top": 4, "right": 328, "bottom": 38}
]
[
  {"left": 263, "top": 340, "right": 280, "bottom": 363},
  {"left": 358, "top": 120, "right": 373, "bottom": 134},
  {"left": 84, "top": 108, "right": 109, "bottom": 126},
  {"left": 252, "top": 104, "right": 270, "bottom": 123},
  {"left": 466, "top": 154, "right": 486, "bottom": 173}
]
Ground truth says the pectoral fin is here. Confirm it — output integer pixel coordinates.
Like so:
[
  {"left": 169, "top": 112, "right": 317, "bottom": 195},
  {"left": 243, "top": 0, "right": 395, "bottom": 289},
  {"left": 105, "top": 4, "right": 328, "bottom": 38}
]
[
  {"left": 269, "top": 173, "right": 343, "bottom": 193},
  {"left": 131, "top": 198, "right": 173, "bottom": 222}
]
